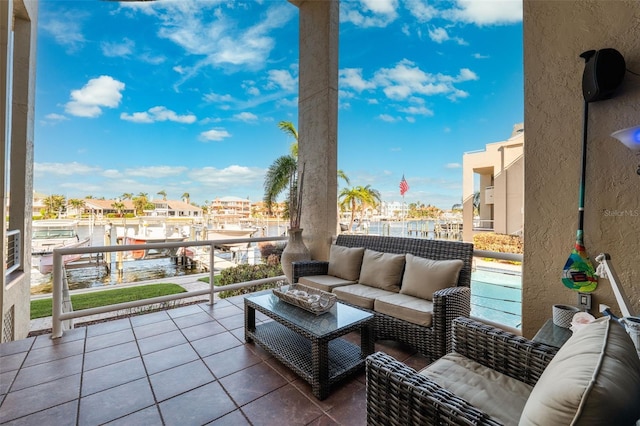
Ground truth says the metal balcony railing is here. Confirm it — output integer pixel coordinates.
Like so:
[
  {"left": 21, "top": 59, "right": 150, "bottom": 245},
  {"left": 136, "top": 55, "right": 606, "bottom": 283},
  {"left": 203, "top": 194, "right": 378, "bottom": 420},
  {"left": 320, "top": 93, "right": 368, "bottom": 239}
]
[
  {"left": 51, "top": 235, "right": 287, "bottom": 338},
  {"left": 6, "top": 229, "right": 21, "bottom": 276},
  {"left": 49, "top": 236, "right": 523, "bottom": 337},
  {"left": 471, "top": 250, "right": 522, "bottom": 331},
  {"left": 472, "top": 218, "right": 494, "bottom": 230}
]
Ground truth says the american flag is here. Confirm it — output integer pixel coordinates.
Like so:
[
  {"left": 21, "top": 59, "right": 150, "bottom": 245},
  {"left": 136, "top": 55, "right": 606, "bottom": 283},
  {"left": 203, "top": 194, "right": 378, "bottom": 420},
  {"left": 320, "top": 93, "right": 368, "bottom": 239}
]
[{"left": 399, "top": 175, "right": 409, "bottom": 196}]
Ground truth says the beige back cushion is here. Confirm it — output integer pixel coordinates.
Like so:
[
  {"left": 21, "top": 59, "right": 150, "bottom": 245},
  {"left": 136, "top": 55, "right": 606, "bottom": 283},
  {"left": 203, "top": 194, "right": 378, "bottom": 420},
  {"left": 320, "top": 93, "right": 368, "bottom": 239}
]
[
  {"left": 358, "top": 249, "right": 405, "bottom": 292},
  {"left": 327, "top": 245, "right": 365, "bottom": 281},
  {"left": 520, "top": 316, "right": 640, "bottom": 425},
  {"left": 399, "top": 254, "right": 464, "bottom": 301}
]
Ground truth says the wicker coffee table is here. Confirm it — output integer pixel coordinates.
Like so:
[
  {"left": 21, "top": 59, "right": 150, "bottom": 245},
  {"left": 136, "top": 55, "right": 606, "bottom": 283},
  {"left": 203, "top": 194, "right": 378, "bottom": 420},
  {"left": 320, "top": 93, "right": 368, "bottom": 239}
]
[{"left": 244, "top": 292, "right": 374, "bottom": 400}]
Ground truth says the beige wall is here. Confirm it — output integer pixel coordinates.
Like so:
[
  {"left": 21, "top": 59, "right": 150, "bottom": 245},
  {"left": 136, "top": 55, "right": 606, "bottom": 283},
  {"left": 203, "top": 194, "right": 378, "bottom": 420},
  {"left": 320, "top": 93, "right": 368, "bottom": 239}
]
[
  {"left": 523, "top": 1, "right": 640, "bottom": 337},
  {"left": 462, "top": 133, "right": 524, "bottom": 241},
  {"left": 1, "top": 0, "right": 38, "bottom": 342}
]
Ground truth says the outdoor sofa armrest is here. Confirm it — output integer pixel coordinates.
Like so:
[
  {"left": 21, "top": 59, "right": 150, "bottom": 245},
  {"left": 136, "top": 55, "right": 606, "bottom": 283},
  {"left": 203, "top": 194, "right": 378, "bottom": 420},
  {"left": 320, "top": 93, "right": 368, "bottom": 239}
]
[
  {"left": 451, "top": 317, "right": 559, "bottom": 386},
  {"left": 431, "top": 286, "right": 471, "bottom": 355},
  {"left": 291, "top": 260, "right": 329, "bottom": 283},
  {"left": 366, "top": 351, "right": 502, "bottom": 426}
]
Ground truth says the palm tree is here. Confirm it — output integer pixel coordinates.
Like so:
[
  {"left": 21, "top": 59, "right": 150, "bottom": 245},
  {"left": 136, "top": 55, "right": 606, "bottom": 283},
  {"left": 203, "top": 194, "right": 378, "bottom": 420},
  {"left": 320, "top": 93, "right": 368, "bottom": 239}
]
[
  {"left": 43, "top": 194, "right": 66, "bottom": 218},
  {"left": 264, "top": 121, "right": 299, "bottom": 217},
  {"left": 157, "top": 190, "right": 167, "bottom": 201},
  {"left": 133, "top": 192, "right": 149, "bottom": 216},
  {"left": 111, "top": 201, "right": 125, "bottom": 218},
  {"left": 121, "top": 193, "right": 133, "bottom": 200},
  {"left": 68, "top": 198, "right": 85, "bottom": 218},
  {"left": 473, "top": 191, "right": 481, "bottom": 216},
  {"left": 182, "top": 192, "right": 190, "bottom": 204},
  {"left": 339, "top": 185, "right": 381, "bottom": 232}
]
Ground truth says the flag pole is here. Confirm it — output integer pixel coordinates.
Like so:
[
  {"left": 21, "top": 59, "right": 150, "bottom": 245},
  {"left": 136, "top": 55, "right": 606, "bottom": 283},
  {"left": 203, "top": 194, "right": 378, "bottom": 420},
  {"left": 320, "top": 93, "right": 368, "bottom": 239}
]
[{"left": 402, "top": 194, "right": 405, "bottom": 237}]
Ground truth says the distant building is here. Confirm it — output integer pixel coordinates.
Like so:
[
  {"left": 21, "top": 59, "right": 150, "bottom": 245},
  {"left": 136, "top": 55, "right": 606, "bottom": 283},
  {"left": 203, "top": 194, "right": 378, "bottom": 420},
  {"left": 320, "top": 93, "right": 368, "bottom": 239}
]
[
  {"left": 462, "top": 123, "right": 524, "bottom": 242},
  {"left": 210, "top": 196, "right": 251, "bottom": 220}
]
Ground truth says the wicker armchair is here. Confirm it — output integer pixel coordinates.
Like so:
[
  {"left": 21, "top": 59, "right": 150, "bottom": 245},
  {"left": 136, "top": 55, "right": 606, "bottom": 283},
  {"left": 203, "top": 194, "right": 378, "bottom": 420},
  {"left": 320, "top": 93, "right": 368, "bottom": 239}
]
[
  {"left": 292, "top": 235, "right": 474, "bottom": 362},
  {"left": 366, "top": 317, "right": 559, "bottom": 426}
]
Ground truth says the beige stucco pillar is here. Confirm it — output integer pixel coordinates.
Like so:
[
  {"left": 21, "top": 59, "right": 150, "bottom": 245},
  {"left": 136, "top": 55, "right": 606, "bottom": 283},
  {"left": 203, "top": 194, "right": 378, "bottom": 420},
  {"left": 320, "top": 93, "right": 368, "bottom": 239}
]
[
  {"left": 291, "top": 0, "right": 339, "bottom": 260},
  {"left": 523, "top": 0, "right": 640, "bottom": 337},
  {"left": 1, "top": 0, "right": 38, "bottom": 342}
]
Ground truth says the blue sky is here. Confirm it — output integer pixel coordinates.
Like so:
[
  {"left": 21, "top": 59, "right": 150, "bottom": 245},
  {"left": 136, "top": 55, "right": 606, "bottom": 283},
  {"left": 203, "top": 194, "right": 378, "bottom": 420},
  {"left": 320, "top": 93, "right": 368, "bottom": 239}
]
[{"left": 34, "top": 0, "right": 523, "bottom": 209}]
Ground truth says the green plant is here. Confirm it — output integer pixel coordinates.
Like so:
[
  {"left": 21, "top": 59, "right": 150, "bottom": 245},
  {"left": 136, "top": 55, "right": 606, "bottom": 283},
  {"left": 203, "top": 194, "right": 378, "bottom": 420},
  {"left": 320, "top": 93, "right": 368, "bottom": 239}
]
[
  {"left": 30, "top": 284, "right": 186, "bottom": 319},
  {"left": 217, "top": 263, "right": 284, "bottom": 298}
]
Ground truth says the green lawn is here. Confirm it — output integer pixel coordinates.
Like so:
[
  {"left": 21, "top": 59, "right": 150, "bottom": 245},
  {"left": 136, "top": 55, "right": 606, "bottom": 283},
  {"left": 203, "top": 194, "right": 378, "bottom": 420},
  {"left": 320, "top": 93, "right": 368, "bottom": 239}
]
[{"left": 30, "top": 284, "right": 187, "bottom": 320}]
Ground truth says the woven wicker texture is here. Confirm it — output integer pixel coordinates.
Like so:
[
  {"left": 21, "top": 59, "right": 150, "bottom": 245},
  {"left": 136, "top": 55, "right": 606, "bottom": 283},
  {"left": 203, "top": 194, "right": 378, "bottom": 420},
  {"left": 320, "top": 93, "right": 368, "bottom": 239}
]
[
  {"left": 245, "top": 296, "right": 374, "bottom": 400},
  {"left": 366, "top": 317, "right": 560, "bottom": 426},
  {"left": 273, "top": 283, "right": 337, "bottom": 315},
  {"left": 292, "top": 235, "right": 474, "bottom": 361}
]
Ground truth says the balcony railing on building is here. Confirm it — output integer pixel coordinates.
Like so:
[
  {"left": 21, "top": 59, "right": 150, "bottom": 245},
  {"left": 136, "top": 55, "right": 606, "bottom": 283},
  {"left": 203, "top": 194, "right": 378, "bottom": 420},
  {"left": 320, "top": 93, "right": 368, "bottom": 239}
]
[
  {"left": 6, "top": 229, "right": 21, "bottom": 277},
  {"left": 472, "top": 218, "right": 494, "bottom": 231}
]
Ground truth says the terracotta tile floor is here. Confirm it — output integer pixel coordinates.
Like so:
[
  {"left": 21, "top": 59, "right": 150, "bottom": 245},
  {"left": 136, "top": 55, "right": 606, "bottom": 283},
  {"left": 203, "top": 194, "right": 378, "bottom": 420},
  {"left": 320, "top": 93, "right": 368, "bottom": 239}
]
[{"left": 0, "top": 293, "right": 428, "bottom": 425}]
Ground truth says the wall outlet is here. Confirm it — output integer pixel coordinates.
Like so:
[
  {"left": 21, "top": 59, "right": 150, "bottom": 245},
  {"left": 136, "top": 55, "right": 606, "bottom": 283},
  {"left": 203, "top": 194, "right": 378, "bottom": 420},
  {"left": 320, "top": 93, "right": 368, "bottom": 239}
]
[{"left": 578, "top": 292, "right": 592, "bottom": 311}]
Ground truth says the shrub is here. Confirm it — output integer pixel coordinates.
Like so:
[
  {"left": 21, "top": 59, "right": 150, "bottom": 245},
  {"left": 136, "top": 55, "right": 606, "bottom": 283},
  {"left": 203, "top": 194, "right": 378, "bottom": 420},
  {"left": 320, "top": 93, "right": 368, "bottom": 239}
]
[
  {"left": 217, "top": 263, "right": 285, "bottom": 298},
  {"left": 257, "top": 242, "right": 285, "bottom": 261},
  {"left": 473, "top": 232, "right": 523, "bottom": 254}
]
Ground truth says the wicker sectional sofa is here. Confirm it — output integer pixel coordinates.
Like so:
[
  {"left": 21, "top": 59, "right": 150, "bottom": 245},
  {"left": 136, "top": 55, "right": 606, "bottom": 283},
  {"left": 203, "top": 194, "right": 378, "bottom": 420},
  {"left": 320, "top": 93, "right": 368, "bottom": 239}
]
[{"left": 291, "top": 234, "right": 474, "bottom": 362}]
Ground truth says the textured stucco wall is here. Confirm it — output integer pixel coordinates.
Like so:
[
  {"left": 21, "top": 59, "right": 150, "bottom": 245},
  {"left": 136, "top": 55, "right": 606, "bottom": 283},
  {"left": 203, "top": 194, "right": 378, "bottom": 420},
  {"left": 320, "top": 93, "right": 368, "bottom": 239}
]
[{"left": 523, "top": 1, "right": 640, "bottom": 337}]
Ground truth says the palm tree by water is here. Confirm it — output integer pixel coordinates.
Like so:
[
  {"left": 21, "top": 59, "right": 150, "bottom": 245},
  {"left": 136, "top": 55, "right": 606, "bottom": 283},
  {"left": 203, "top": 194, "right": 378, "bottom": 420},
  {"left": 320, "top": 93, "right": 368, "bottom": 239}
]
[
  {"left": 263, "top": 121, "right": 299, "bottom": 219},
  {"left": 339, "top": 185, "right": 381, "bottom": 232},
  {"left": 157, "top": 190, "right": 167, "bottom": 201}
]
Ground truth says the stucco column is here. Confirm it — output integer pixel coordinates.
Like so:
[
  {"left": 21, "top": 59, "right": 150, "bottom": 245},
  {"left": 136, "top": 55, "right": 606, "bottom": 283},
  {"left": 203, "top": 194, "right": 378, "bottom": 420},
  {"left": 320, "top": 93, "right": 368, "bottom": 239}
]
[{"left": 291, "top": 0, "right": 339, "bottom": 260}]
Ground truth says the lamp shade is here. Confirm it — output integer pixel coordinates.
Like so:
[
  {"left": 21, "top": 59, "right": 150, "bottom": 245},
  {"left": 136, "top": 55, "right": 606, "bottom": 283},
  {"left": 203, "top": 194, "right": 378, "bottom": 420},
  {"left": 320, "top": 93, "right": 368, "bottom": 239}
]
[{"left": 611, "top": 126, "right": 640, "bottom": 152}]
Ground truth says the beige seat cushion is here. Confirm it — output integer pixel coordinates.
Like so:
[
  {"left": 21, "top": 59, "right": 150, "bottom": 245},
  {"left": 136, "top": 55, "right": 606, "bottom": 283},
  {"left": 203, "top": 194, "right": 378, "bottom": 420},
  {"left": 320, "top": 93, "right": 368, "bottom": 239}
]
[
  {"left": 399, "top": 254, "right": 464, "bottom": 300},
  {"left": 332, "top": 284, "right": 395, "bottom": 310},
  {"left": 358, "top": 249, "right": 405, "bottom": 292},
  {"left": 298, "top": 275, "right": 356, "bottom": 293},
  {"left": 421, "top": 353, "right": 533, "bottom": 426},
  {"left": 520, "top": 316, "right": 640, "bottom": 425},
  {"left": 373, "top": 293, "right": 433, "bottom": 327},
  {"left": 327, "top": 245, "right": 365, "bottom": 281}
]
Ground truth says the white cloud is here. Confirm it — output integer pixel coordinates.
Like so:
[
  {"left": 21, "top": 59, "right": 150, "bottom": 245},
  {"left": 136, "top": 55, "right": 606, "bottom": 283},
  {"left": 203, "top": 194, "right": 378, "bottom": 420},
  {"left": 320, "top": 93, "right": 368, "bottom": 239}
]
[
  {"left": 266, "top": 69, "right": 297, "bottom": 92},
  {"left": 373, "top": 59, "right": 477, "bottom": 101},
  {"left": 139, "top": 52, "right": 166, "bottom": 65},
  {"left": 378, "top": 114, "right": 400, "bottom": 122},
  {"left": 444, "top": 0, "right": 522, "bottom": 25},
  {"left": 400, "top": 105, "right": 434, "bottom": 116},
  {"left": 340, "top": 68, "right": 376, "bottom": 93},
  {"left": 446, "top": 162, "right": 462, "bottom": 169},
  {"left": 188, "top": 165, "right": 264, "bottom": 187},
  {"left": 203, "top": 92, "right": 234, "bottom": 103},
  {"left": 40, "top": 9, "right": 87, "bottom": 53},
  {"left": 124, "top": 1, "right": 296, "bottom": 80},
  {"left": 200, "top": 128, "right": 232, "bottom": 142},
  {"left": 120, "top": 106, "right": 197, "bottom": 124},
  {"left": 341, "top": 0, "right": 398, "bottom": 28},
  {"left": 428, "top": 27, "right": 467, "bottom": 45},
  {"left": 405, "top": 0, "right": 438, "bottom": 22},
  {"left": 233, "top": 112, "right": 258, "bottom": 122},
  {"left": 125, "top": 166, "right": 188, "bottom": 178},
  {"left": 65, "top": 76, "right": 125, "bottom": 118},
  {"left": 101, "top": 38, "right": 135, "bottom": 57},
  {"left": 45, "top": 113, "right": 68, "bottom": 121},
  {"left": 428, "top": 27, "right": 449, "bottom": 43},
  {"left": 405, "top": 116, "right": 416, "bottom": 123},
  {"left": 34, "top": 162, "right": 101, "bottom": 176},
  {"left": 473, "top": 53, "right": 490, "bottom": 59}
]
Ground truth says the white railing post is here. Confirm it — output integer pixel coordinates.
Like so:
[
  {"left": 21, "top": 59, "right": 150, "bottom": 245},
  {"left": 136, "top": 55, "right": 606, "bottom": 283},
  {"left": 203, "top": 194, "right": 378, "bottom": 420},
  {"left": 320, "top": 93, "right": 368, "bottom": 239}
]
[
  {"left": 209, "top": 242, "right": 215, "bottom": 305},
  {"left": 51, "top": 250, "right": 65, "bottom": 338}
]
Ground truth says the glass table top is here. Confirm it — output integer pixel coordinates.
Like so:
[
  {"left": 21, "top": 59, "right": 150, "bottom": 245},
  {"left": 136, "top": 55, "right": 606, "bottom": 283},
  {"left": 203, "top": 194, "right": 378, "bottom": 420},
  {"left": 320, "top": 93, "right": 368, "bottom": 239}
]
[{"left": 246, "top": 292, "right": 373, "bottom": 338}]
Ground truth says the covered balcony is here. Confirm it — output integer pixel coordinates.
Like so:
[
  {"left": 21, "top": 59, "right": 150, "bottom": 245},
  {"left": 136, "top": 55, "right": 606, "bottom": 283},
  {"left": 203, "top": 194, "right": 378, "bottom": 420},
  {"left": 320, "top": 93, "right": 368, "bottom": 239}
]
[{"left": 2, "top": 0, "right": 640, "bottom": 425}]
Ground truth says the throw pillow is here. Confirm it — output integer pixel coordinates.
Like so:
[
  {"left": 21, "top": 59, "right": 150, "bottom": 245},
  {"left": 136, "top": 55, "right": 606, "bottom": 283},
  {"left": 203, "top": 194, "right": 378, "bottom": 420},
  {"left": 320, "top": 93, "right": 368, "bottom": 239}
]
[
  {"left": 358, "top": 249, "right": 405, "bottom": 292},
  {"left": 327, "top": 245, "right": 365, "bottom": 281},
  {"left": 399, "top": 254, "right": 464, "bottom": 301},
  {"left": 519, "top": 317, "right": 640, "bottom": 425}
]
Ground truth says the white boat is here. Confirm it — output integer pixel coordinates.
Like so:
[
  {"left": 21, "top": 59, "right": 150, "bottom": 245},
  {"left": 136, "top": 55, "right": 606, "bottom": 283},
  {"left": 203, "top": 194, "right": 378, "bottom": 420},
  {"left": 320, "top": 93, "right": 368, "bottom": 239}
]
[
  {"left": 121, "top": 225, "right": 187, "bottom": 260},
  {"left": 206, "top": 224, "right": 259, "bottom": 249},
  {"left": 32, "top": 220, "right": 91, "bottom": 274}
]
